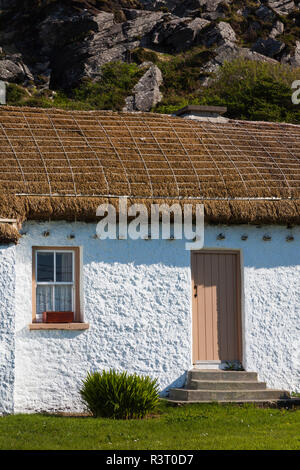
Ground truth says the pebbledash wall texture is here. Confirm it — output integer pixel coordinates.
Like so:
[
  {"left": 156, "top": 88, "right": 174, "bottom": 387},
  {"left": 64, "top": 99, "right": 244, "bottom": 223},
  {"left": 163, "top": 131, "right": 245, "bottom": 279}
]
[
  {"left": 0, "top": 245, "right": 16, "bottom": 414},
  {"left": 0, "top": 221, "right": 299, "bottom": 413}
]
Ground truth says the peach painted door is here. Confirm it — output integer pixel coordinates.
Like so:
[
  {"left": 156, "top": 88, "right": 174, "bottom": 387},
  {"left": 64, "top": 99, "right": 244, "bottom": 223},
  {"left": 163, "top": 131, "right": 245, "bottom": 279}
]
[{"left": 191, "top": 251, "right": 242, "bottom": 362}]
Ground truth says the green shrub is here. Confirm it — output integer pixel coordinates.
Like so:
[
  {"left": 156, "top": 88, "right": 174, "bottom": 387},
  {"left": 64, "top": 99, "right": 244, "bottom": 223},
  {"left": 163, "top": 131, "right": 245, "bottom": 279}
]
[
  {"left": 67, "top": 61, "right": 144, "bottom": 111},
  {"left": 6, "top": 84, "right": 28, "bottom": 105},
  {"left": 130, "top": 47, "right": 160, "bottom": 65},
  {"left": 80, "top": 369, "right": 160, "bottom": 419},
  {"left": 155, "top": 58, "right": 300, "bottom": 123},
  {"left": 198, "top": 59, "right": 300, "bottom": 123},
  {"left": 6, "top": 62, "right": 143, "bottom": 111}
]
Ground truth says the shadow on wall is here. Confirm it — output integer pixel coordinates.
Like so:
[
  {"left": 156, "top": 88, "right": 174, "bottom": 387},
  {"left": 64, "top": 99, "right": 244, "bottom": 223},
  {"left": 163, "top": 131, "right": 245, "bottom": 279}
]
[
  {"left": 84, "top": 237, "right": 190, "bottom": 268},
  {"left": 240, "top": 241, "right": 300, "bottom": 269},
  {"left": 15, "top": 326, "right": 85, "bottom": 340},
  {"left": 85, "top": 234, "right": 300, "bottom": 269},
  {"left": 161, "top": 372, "right": 187, "bottom": 396}
]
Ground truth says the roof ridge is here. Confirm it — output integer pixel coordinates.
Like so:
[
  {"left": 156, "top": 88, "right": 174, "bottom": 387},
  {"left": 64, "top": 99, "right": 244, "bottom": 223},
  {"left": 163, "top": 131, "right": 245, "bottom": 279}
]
[
  {"left": 228, "top": 118, "right": 300, "bottom": 129},
  {"left": 0, "top": 105, "right": 164, "bottom": 118},
  {"left": 0, "top": 105, "right": 299, "bottom": 128}
]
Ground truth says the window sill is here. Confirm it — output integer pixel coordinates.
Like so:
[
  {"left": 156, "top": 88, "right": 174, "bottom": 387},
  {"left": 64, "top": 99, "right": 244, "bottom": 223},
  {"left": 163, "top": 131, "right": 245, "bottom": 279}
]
[{"left": 28, "top": 323, "right": 89, "bottom": 331}]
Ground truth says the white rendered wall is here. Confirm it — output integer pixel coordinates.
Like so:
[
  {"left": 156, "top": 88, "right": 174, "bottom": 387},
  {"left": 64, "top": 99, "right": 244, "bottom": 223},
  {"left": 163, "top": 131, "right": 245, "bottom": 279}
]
[
  {"left": 14, "top": 221, "right": 191, "bottom": 413},
  {"left": 0, "top": 244, "right": 16, "bottom": 414},
  {"left": 12, "top": 221, "right": 300, "bottom": 413}
]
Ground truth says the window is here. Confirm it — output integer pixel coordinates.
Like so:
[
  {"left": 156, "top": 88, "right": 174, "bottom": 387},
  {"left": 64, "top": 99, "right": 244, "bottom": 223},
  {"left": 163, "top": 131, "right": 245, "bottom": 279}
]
[{"left": 32, "top": 247, "right": 81, "bottom": 323}]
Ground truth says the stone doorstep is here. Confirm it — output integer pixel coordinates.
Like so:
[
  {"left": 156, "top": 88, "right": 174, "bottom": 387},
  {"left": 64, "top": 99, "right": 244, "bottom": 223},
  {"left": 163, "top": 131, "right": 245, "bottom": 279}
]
[
  {"left": 167, "top": 369, "right": 293, "bottom": 404},
  {"left": 168, "top": 389, "right": 291, "bottom": 402},
  {"left": 187, "top": 380, "right": 267, "bottom": 390},
  {"left": 187, "top": 370, "right": 259, "bottom": 381},
  {"left": 164, "top": 398, "right": 300, "bottom": 407},
  {"left": 193, "top": 360, "right": 223, "bottom": 370}
]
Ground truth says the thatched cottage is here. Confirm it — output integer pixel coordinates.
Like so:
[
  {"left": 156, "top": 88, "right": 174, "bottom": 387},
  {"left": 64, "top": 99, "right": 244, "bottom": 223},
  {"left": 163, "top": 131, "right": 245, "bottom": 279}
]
[{"left": 0, "top": 105, "right": 299, "bottom": 413}]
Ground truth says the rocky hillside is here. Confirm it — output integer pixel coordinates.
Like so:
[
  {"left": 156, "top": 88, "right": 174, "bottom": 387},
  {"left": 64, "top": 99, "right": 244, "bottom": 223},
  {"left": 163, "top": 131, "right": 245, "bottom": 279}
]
[{"left": 0, "top": 0, "right": 299, "bottom": 113}]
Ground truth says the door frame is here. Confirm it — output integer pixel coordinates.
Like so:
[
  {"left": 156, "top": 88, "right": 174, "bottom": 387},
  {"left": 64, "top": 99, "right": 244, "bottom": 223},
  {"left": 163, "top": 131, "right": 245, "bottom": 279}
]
[{"left": 191, "top": 249, "right": 243, "bottom": 364}]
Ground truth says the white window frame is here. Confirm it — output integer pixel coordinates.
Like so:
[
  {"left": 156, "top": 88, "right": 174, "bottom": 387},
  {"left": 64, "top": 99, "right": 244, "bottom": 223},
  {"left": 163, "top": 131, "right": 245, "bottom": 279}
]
[{"left": 35, "top": 249, "right": 75, "bottom": 314}]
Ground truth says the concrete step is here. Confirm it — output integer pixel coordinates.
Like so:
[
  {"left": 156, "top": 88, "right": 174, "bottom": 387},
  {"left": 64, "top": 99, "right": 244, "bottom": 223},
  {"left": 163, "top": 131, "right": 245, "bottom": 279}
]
[
  {"left": 168, "top": 388, "right": 290, "bottom": 402},
  {"left": 188, "top": 370, "right": 258, "bottom": 382},
  {"left": 166, "top": 398, "right": 297, "bottom": 405},
  {"left": 188, "top": 380, "right": 267, "bottom": 391}
]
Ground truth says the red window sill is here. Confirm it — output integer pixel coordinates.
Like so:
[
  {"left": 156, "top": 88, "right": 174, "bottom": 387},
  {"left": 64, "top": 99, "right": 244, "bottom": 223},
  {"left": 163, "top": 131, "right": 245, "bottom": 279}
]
[{"left": 28, "top": 323, "right": 89, "bottom": 330}]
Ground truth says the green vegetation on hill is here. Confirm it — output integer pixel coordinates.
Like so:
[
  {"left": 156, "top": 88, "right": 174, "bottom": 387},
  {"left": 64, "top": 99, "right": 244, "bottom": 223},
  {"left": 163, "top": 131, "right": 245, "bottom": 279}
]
[
  {"left": 199, "top": 59, "right": 300, "bottom": 123},
  {"left": 6, "top": 57, "right": 300, "bottom": 124},
  {"left": 154, "top": 58, "right": 300, "bottom": 123},
  {"left": 7, "top": 62, "right": 143, "bottom": 111}
]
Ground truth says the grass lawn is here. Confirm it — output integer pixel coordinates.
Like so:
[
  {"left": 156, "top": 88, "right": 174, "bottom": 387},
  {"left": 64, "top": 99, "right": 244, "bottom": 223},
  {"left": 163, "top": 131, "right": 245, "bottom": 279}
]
[{"left": 0, "top": 402, "right": 299, "bottom": 450}]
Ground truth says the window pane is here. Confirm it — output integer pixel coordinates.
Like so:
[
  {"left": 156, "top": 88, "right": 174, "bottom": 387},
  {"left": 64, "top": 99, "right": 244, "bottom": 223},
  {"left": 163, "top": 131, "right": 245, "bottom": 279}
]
[
  {"left": 56, "top": 252, "right": 73, "bottom": 282},
  {"left": 37, "top": 252, "right": 54, "bottom": 282},
  {"left": 36, "top": 285, "right": 53, "bottom": 314},
  {"left": 55, "top": 285, "right": 73, "bottom": 311}
]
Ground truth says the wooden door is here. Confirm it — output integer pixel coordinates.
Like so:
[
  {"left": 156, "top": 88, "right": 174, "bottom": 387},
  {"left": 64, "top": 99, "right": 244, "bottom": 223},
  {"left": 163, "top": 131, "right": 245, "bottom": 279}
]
[{"left": 191, "top": 251, "right": 242, "bottom": 362}]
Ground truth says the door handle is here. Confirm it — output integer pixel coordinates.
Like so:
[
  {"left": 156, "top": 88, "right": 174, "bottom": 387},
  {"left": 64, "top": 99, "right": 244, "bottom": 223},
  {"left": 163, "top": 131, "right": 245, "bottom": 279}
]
[{"left": 194, "top": 285, "right": 197, "bottom": 297}]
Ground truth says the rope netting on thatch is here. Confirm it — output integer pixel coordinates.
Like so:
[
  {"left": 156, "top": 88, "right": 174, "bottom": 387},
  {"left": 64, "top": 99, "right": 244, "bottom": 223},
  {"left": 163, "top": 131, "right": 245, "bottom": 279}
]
[{"left": 0, "top": 105, "right": 299, "bottom": 230}]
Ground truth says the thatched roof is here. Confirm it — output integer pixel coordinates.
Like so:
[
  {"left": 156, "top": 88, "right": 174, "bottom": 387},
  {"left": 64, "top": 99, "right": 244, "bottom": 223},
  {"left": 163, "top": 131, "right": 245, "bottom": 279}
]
[
  {"left": 0, "top": 222, "right": 21, "bottom": 244},
  {"left": 0, "top": 105, "right": 299, "bottom": 242}
]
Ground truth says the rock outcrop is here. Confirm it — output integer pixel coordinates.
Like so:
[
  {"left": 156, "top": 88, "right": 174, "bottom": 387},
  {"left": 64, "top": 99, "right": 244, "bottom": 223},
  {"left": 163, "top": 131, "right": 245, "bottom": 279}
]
[
  {"left": 201, "top": 21, "right": 236, "bottom": 48},
  {"left": 0, "top": 59, "right": 32, "bottom": 83},
  {"left": 123, "top": 63, "right": 163, "bottom": 111},
  {"left": 282, "top": 41, "right": 300, "bottom": 67},
  {"left": 252, "top": 37, "right": 286, "bottom": 58},
  {"left": 268, "top": 0, "right": 296, "bottom": 15},
  {"left": 49, "top": 10, "right": 167, "bottom": 88},
  {"left": 0, "top": 0, "right": 299, "bottom": 102},
  {"left": 292, "top": 41, "right": 300, "bottom": 67},
  {"left": 269, "top": 20, "right": 285, "bottom": 39},
  {"left": 150, "top": 17, "right": 210, "bottom": 52},
  {"left": 173, "top": 0, "right": 231, "bottom": 20},
  {"left": 203, "top": 43, "right": 278, "bottom": 74}
]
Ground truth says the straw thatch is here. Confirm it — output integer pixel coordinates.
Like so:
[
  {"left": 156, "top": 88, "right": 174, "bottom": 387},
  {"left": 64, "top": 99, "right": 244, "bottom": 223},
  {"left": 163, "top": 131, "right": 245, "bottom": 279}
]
[
  {"left": 0, "top": 105, "right": 299, "bottom": 242},
  {"left": 0, "top": 223, "right": 21, "bottom": 244}
]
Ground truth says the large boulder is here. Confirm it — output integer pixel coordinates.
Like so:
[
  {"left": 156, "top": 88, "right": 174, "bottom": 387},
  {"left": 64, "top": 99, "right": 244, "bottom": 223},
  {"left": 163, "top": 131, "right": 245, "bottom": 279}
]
[
  {"left": 267, "top": 1, "right": 296, "bottom": 15},
  {"left": 123, "top": 63, "right": 163, "bottom": 111},
  {"left": 38, "top": 8, "right": 101, "bottom": 52},
  {"left": 282, "top": 41, "right": 300, "bottom": 67},
  {"left": 203, "top": 43, "right": 278, "bottom": 73},
  {"left": 291, "top": 41, "right": 300, "bottom": 67},
  {"left": 138, "top": 0, "right": 178, "bottom": 9},
  {"left": 202, "top": 21, "right": 236, "bottom": 48},
  {"left": 150, "top": 17, "right": 210, "bottom": 52},
  {"left": 270, "top": 20, "right": 285, "bottom": 39},
  {"left": 255, "top": 5, "right": 275, "bottom": 21},
  {"left": 173, "top": 0, "right": 230, "bottom": 19},
  {"left": 252, "top": 37, "right": 285, "bottom": 58},
  {"left": 140, "top": 0, "right": 231, "bottom": 18},
  {"left": 0, "top": 58, "right": 33, "bottom": 83}
]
